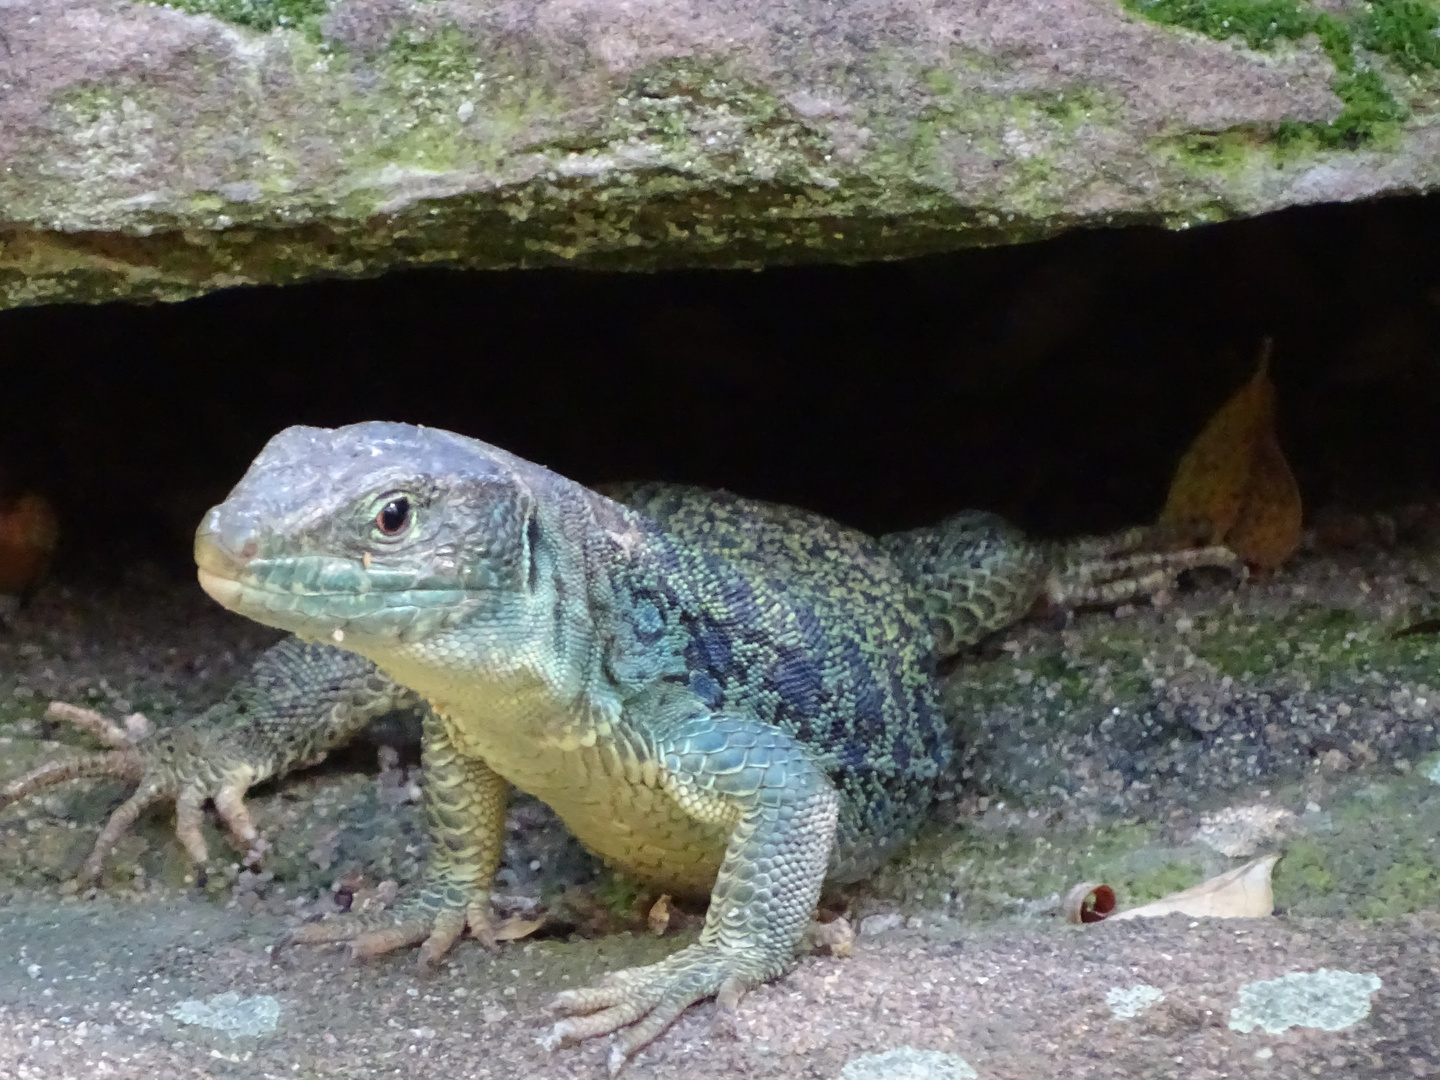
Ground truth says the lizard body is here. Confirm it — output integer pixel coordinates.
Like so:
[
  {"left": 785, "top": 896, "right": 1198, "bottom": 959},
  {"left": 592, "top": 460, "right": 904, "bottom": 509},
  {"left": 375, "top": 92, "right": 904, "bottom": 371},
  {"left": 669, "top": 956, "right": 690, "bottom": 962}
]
[{"left": 3, "top": 423, "right": 1237, "bottom": 1070}]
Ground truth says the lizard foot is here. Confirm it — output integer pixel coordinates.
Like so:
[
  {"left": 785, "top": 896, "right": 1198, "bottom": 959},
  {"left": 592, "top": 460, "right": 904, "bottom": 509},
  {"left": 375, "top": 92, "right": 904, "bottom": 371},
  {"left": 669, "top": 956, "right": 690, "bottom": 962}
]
[
  {"left": 284, "top": 875, "right": 495, "bottom": 967},
  {"left": 544, "top": 943, "right": 778, "bottom": 1075},
  {"left": 0, "top": 702, "right": 264, "bottom": 885}
]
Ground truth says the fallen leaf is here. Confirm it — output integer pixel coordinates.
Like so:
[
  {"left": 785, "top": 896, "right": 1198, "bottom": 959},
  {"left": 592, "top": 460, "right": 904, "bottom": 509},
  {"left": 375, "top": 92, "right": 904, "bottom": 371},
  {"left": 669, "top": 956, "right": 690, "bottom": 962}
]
[
  {"left": 648, "top": 894, "right": 674, "bottom": 936},
  {"left": 803, "top": 914, "right": 856, "bottom": 957},
  {"left": 1110, "top": 854, "right": 1280, "bottom": 921},
  {"left": 491, "top": 915, "right": 547, "bottom": 942},
  {"left": 1063, "top": 882, "right": 1117, "bottom": 924},
  {"left": 1159, "top": 340, "right": 1301, "bottom": 570},
  {"left": 0, "top": 492, "right": 59, "bottom": 596}
]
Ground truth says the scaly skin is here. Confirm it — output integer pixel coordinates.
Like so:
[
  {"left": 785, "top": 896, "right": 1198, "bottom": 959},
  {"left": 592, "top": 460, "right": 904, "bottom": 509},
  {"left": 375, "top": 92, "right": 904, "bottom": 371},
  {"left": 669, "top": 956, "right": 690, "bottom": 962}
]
[{"left": 1, "top": 426, "right": 1238, "bottom": 1072}]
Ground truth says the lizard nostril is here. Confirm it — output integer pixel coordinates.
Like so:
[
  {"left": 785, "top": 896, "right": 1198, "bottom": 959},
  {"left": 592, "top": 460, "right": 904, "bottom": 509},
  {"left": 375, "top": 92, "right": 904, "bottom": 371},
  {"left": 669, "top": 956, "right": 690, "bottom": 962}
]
[{"left": 194, "top": 507, "right": 260, "bottom": 577}]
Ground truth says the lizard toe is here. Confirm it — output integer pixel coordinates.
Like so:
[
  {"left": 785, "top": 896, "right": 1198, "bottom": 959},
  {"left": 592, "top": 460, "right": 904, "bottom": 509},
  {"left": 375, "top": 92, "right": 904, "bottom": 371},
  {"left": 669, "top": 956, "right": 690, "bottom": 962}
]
[
  {"left": 348, "top": 921, "right": 435, "bottom": 960},
  {"left": 286, "top": 879, "right": 491, "bottom": 966}
]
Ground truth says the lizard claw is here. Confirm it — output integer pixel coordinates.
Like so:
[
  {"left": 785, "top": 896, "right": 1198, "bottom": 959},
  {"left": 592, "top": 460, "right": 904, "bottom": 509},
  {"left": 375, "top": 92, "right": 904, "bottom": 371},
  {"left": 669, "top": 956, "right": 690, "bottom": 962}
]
[
  {"left": 545, "top": 943, "right": 769, "bottom": 1071},
  {"left": 284, "top": 877, "right": 494, "bottom": 967}
]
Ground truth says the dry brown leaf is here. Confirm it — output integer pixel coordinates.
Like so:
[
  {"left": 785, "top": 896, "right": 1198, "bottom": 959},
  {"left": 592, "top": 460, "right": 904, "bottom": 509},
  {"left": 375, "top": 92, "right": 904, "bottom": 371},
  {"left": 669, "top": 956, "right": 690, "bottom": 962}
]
[
  {"left": 1109, "top": 854, "right": 1280, "bottom": 921},
  {"left": 803, "top": 914, "right": 856, "bottom": 957},
  {"left": 1063, "top": 882, "right": 1117, "bottom": 924},
  {"left": 647, "top": 894, "right": 674, "bottom": 937},
  {"left": 491, "top": 914, "right": 547, "bottom": 942},
  {"left": 0, "top": 492, "right": 59, "bottom": 595},
  {"left": 1226, "top": 420, "right": 1303, "bottom": 572},
  {"left": 1159, "top": 340, "right": 1301, "bottom": 570}
]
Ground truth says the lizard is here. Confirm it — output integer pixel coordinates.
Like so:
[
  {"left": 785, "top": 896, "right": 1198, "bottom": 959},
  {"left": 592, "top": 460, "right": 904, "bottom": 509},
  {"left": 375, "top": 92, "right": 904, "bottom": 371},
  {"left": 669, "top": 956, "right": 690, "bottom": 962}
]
[{"left": 1, "top": 422, "right": 1239, "bottom": 1072}]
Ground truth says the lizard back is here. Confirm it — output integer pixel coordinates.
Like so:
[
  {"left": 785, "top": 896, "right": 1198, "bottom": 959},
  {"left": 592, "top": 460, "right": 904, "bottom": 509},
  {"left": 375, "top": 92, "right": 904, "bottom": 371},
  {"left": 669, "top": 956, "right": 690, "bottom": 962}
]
[{"left": 609, "top": 482, "right": 952, "bottom": 882}]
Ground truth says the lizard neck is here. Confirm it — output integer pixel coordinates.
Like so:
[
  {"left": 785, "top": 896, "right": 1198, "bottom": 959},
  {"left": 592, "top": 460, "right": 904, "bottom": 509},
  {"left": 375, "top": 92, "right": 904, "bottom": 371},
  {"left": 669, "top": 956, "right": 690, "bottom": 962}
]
[{"left": 345, "top": 483, "right": 663, "bottom": 744}]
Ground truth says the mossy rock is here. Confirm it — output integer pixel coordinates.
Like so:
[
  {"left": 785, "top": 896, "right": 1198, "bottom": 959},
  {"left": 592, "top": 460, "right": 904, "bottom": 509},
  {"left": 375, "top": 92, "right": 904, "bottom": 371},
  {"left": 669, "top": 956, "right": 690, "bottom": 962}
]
[{"left": 4, "top": 0, "right": 1440, "bottom": 307}]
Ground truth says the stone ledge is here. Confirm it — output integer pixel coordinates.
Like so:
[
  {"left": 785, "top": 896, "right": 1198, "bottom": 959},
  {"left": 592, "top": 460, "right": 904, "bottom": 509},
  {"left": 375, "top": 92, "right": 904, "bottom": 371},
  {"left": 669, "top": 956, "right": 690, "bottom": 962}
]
[{"left": 0, "top": 0, "right": 1433, "bottom": 307}]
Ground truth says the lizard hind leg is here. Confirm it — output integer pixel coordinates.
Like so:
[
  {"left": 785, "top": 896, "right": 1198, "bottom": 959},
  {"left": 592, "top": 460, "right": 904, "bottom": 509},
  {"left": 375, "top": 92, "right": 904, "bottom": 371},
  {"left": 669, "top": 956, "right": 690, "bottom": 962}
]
[{"left": 1047, "top": 543, "right": 1243, "bottom": 610}]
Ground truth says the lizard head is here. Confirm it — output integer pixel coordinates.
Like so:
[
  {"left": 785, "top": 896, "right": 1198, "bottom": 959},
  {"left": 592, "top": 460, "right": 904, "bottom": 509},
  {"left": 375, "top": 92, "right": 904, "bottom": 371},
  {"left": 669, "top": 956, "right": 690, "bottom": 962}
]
[{"left": 194, "top": 421, "right": 547, "bottom": 655}]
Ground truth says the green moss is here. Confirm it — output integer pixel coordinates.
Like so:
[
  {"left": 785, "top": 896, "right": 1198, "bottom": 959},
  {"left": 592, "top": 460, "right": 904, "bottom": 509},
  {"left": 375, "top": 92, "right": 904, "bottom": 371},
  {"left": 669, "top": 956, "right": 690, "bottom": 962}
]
[
  {"left": 1162, "top": 127, "right": 1270, "bottom": 174},
  {"left": 594, "top": 873, "right": 647, "bottom": 918},
  {"left": 1359, "top": 0, "right": 1440, "bottom": 73},
  {"left": 1125, "top": 860, "right": 1202, "bottom": 903},
  {"left": 1121, "top": 0, "right": 1435, "bottom": 150},
  {"left": 1273, "top": 839, "right": 1336, "bottom": 901},
  {"left": 1274, "top": 777, "right": 1440, "bottom": 918},
  {"left": 1191, "top": 606, "right": 1440, "bottom": 689},
  {"left": 948, "top": 621, "right": 1161, "bottom": 729},
  {"left": 1123, "top": 0, "right": 1320, "bottom": 50},
  {"left": 1368, "top": 856, "right": 1440, "bottom": 917},
  {"left": 381, "top": 25, "right": 481, "bottom": 81},
  {"left": 1277, "top": 70, "right": 1409, "bottom": 151},
  {"left": 923, "top": 68, "right": 959, "bottom": 96},
  {"left": 142, "top": 0, "right": 329, "bottom": 36}
]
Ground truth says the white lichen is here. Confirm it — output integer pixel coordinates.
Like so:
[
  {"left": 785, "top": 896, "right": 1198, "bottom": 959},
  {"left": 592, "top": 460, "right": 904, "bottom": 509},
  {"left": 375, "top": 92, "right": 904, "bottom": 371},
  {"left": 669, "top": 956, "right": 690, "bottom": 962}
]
[
  {"left": 168, "top": 992, "right": 281, "bottom": 1038},
  {"left": 1195, "top": 804, "right": 1296, "bottom": 857},
  {"left": 1425, "top": 755, "right": 1440, "bottom": 785},
  {"left": 1228, "top": 969, "right": 1382, "bottom": 1034},
  {"left": 840, "top": 1047, "right": 979, "bottom": 1080},
  {"left": 1106, "top": 983, "right": 1166, "bottom": 1019}
]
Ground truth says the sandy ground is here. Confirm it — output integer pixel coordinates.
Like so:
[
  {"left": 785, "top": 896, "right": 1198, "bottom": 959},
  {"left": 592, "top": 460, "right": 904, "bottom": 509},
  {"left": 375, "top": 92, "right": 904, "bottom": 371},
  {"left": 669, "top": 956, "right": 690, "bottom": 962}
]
[{"left": 2, "top": 537, "right": 1439, "bottom": 1080}]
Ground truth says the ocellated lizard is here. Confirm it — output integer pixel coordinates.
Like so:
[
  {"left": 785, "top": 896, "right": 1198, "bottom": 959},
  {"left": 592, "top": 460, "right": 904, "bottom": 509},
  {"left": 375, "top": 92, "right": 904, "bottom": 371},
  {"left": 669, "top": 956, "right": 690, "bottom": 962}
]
[{"left": 2, "top": 423, "right": 1237, "bottom": 1072}]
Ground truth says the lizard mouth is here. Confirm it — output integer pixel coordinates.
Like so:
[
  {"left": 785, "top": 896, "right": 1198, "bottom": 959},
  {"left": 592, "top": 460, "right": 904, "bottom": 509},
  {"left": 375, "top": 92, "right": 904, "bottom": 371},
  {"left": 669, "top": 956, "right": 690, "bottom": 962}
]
[
  {"left": 193, "top": 513, "right": 370, "bottom": 635},
  {"left": 196, "top": 566, "right": 245, "bottom": 611},
  {"left": 194, "top": 519, "right": 479, "bottom": 644}
]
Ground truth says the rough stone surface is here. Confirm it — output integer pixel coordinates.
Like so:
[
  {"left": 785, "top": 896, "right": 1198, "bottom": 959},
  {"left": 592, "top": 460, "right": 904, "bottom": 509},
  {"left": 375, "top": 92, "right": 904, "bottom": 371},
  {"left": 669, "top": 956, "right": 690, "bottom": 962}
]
[{"left": 0, "top": 0, "right": 1431, "bottom": 307}]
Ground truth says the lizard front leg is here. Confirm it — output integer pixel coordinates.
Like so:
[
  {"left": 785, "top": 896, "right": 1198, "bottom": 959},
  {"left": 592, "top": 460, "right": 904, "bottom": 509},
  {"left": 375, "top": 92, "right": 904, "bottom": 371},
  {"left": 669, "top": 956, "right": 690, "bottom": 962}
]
[
  {"left": 0, "top": 638, "right": 416, "bottom": 885},
  {"left": 284, "top": 706, "right": 508, "bottom": 966},
  {"left": 545, "top": 710, "right": 839, "bottom": 1075}
]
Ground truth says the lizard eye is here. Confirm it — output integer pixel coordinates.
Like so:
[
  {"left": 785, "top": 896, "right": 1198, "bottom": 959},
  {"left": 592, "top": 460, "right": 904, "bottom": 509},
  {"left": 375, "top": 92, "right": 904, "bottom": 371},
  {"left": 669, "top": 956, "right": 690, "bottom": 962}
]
[{"left": 375, "top": 497, "right": 412, "bottom": 537}]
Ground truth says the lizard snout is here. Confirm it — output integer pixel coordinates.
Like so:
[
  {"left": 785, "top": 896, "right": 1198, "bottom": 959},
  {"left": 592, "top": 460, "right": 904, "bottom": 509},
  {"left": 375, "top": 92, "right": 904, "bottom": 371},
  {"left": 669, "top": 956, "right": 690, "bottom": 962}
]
[{"left": 193, "top": 506, "right": 256, "bottom": 608}]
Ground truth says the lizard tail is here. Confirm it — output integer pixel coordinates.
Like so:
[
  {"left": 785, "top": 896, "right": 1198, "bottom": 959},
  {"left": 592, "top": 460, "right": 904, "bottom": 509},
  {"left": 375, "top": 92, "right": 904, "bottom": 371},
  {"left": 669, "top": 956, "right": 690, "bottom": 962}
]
[{"left": 879, "top": 511, "right": 1049, "bottom": 658}]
